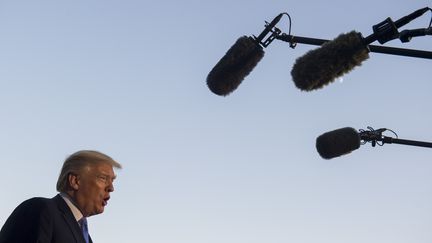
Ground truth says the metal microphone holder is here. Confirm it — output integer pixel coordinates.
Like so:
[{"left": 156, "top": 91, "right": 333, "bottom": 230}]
[
  {"left": 360, "top": 128, "right": 432, "bottom": 149},
  {"left": 380, "top": 136, "right": 432, "bottom": 148},
  {"left": 275, "top": 33, "right": 432, "bottom": 60}
]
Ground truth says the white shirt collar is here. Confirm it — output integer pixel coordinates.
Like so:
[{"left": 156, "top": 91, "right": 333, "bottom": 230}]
[{"left": 60, "top": 193, "right": 84, "bottom": 222}]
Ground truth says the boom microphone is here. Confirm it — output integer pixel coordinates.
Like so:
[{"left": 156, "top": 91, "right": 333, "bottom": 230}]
[
  {"left": 206, "top": 14, "right": 284, "bottom": 96},
  {"left": 291, "top": 7, "right": 431, "bottom": 91},
  {"left": 291, "top": 31, "right": 370, "bottom": 91},
  {"left": 316, "top": 127, "right": 361, "bottom": 159},
  {"left": 206, "top": 36, "right": 264, "bottom": 96},
  {"left": 316, "top": 126, "right": 432, "bottom": 159}
]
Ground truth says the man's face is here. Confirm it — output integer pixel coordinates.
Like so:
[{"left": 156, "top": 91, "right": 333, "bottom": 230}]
[{"left": 73, "top": 163, "right": 116, "bottom": 217}]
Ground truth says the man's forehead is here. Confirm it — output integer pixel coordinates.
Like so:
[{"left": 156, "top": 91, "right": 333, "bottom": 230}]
[{"left": 89, "top": 162, "right": 115, "bottom": 173}]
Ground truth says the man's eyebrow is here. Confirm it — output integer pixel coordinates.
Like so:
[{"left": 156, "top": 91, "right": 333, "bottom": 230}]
[{"left": 99, "top": 172, "right": 117, "bottom": 180}]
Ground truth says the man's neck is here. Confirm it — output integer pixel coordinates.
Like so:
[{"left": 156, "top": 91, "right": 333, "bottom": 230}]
[{"left": 59, "top": 192, "right": 84, "bottom": 221}]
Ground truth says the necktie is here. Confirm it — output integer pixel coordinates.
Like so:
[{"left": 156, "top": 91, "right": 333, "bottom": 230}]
[{"left": 79, "top": 217, "right": 90, "bottom": 243}]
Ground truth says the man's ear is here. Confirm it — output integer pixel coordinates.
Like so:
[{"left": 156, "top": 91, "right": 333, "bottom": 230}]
[{"left": 68, "top": 173, "right": 80, "bottom": 190}]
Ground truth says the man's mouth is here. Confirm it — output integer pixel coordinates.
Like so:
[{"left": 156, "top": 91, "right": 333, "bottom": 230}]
[{"left": 102, "top": 196, "right": 110, "bottom": 206}]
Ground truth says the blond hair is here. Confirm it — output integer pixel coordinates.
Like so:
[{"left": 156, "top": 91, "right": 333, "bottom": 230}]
[{"left": 56, "top": 150, "right": 122, "bottom": 192}]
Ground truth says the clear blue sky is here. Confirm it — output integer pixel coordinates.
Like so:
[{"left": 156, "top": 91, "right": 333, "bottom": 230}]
[{"left": 1, "top": 0, "right": 431, "bottom": 242}]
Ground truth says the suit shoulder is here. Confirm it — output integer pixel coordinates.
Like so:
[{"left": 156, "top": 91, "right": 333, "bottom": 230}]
[
  {"left": 18, "top": 197, "right": 52, "bottom": 211},
  {"left": 6, "top": 197, "right": 57, "bottom": 221},
  {"left": 0, "top": 197, "right": 54, "bottom": 242}
]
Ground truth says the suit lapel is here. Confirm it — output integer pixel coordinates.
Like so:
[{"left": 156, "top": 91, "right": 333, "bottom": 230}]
[{"left": 53, "top": 195, "right": 86, "bottom": 243}]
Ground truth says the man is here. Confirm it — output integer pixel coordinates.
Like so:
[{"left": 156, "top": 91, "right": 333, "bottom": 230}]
[{"left": 0, "top": 150, "right": 122, "bottom": 243}]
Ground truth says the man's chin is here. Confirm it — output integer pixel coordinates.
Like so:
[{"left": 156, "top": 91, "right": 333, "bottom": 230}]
[
  {"left": 89, "top": 208, "right": 104, "bottom": 217},
  {"left": 98, "top": 206, "right": 105, "bottom": 214}
]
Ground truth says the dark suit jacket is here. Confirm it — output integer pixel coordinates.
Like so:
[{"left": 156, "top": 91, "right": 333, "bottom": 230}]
[{"left": 0, "top": 194, "right": 93, "bottom": 243}]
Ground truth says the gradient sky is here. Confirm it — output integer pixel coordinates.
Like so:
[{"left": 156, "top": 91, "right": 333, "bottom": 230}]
[{"left": 1, "top": 0, "right": 431, "bottom": 242}]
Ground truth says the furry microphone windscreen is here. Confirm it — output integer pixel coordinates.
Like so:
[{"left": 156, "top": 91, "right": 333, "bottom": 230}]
[
  {"left": 207, "top": 36, "right": 264, "bottom": 96},
  {"left": 316, "top": 127, "right": 361, "bottom": 159},
  {"left": 291, "top": 31, "right": 370, "bottom": 91}
]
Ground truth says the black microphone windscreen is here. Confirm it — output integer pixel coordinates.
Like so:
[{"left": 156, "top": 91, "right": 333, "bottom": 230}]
[
  {"left": 207, "top": 36, "right": 264, "bottom": 96},
  {"left": 291, "top": 31, "right": 370, "bottom": 91},
  {"left": 316, "top": 127, "right": 361, "bottom": 159}
]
